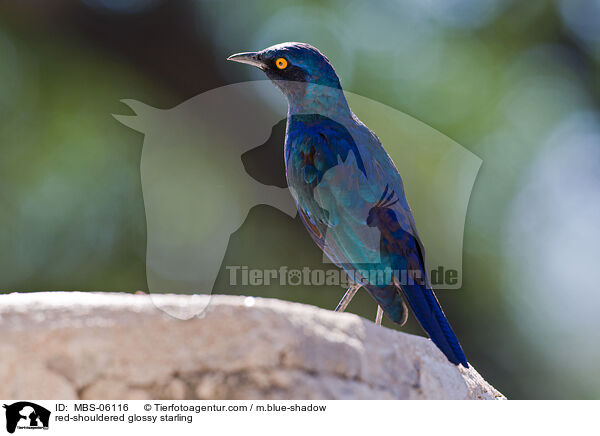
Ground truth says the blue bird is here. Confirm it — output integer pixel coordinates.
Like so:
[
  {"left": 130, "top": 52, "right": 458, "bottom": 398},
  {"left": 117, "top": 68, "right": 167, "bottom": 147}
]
[{"left": 228, "top": 42, "right": 468, "bottom": 367}]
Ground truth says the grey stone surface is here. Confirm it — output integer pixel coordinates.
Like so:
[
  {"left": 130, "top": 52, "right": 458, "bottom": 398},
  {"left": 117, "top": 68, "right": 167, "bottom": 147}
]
[{"left": 0, "top": 292, "right": 504, "bottom": 400}]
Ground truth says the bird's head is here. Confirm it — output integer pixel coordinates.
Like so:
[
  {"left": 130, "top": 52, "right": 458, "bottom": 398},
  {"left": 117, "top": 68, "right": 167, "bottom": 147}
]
[{"left": 228, "top": 42, "right": 344, "bottom": 109}]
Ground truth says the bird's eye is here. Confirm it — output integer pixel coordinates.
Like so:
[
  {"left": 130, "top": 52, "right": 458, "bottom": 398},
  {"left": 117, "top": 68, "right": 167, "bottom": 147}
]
[{"left": 275, "top": 57, "right": 288, "bottom": 70}]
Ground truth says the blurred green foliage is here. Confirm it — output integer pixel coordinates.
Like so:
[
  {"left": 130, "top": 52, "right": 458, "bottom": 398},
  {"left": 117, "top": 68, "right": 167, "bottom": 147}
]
[{"left": 0, "top": 0, "right": 599, "bottom": 399}]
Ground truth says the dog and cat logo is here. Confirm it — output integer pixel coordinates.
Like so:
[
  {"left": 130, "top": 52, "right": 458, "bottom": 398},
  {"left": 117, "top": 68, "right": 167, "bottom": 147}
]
[{"left": 2, "top": 402, "right": 50, "bottom": 433}]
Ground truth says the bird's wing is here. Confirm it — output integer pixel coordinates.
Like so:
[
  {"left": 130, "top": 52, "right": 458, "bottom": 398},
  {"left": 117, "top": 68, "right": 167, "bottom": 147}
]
[
  {"left": 288, "top": 115, "right": 468, "bottom": 367},
  {"left": 286, "top": 114, "right": 422, "bottom": 280}
]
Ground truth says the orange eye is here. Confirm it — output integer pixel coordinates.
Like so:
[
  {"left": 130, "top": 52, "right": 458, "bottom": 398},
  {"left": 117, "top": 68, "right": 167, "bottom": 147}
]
[{"left": 275, "top": 57, "right": 288, "bottom": 69}]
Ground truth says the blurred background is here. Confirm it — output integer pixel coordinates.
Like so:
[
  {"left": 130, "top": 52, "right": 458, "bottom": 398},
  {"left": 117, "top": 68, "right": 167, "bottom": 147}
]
[{"left": 0, "top": 0, "right": 599, "bottom": 399}]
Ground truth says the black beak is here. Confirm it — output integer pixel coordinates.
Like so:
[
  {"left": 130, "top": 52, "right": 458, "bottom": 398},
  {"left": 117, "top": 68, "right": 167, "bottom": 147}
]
[{"left": 227, "top": 51, "right": 264, "bottom": 69}]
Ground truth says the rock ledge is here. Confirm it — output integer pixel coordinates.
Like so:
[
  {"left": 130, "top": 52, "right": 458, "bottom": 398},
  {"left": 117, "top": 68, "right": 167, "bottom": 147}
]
[{"left": 0, "top": 292, "right": 504, "bottom": 400}]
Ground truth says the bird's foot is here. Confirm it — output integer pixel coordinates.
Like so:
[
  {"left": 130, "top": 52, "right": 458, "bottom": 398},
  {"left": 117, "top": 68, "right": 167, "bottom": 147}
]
[
  {"left": 375, "top": 305, "right": 383, "bottom": 325},
  {"left": 335, "top": 283, "right": 360, "bottom": 312}
]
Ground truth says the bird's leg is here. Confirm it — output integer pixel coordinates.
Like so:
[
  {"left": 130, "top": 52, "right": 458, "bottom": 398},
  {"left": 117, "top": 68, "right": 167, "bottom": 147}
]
[
  {"left": 375, "top": 305, "right": 383, "bottom": 325},
  {"left": 335, "top": 282, "right": 361, "bottom": 312}
]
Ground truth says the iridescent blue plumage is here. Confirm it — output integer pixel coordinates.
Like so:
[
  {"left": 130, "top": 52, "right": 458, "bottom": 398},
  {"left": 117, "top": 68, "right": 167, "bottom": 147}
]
[{"left": 228, "top": 42, "right": 468, "bottom": 367}]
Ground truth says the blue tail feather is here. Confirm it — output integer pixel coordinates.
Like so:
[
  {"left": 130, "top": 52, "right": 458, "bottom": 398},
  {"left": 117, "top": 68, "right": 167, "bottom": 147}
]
[{"left": 400, "top": 283, "right": 468, "bottom": 367}]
